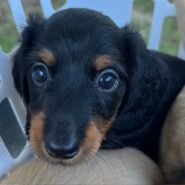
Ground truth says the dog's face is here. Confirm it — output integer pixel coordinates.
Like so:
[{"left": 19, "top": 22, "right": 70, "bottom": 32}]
[{"left": 13, "top": 8, "right": 145, "bottom": 164}]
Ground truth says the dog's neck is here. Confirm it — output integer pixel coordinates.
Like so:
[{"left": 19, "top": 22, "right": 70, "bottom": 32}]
[{"left": 102, "top": 51, "right": 185, "bottom": 161}]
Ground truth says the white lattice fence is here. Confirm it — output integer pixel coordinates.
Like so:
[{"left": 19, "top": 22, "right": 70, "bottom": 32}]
[{"left": 0, "top": 0, "right": 183, "bottom": 178}]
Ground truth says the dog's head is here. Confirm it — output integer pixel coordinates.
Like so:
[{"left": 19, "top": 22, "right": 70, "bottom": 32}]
[{"left": 13, "top": 8, "right": 146, "bottom": 164}]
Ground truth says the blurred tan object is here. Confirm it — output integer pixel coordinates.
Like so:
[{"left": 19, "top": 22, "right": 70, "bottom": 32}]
[
  {"left": 0, "top": 148, "right": 164, "bottom": 185},
  {"left": 160, "top": 1, "right": 185, "bottom": 183},
  {"left": 160, "top": 86, "right": 185, "bottom": 184},
  {"left": 174, "top": 0, "right": 185, "bottom": 48}
]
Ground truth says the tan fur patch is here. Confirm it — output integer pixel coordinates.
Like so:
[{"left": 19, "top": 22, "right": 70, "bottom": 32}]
[
  {"left": 38, "top": 48, "right": 54, "bottom": 65},
  {"left": 29, "top": 112, "right": 45, "bottom": 158},
  {"left": 95, "top": 55, "right": 112, "bottom": 71},
  {"left": 95, "top": 116, "right": 116, "bottom": 135},
  {"left": 81, "top": 116, "right": 116, "bottom": 160},
  {"left": 29, "top": 112, "right": 61, "bottom": 163},
  {"left": 82, "top": 122, "right": 103, "bottom": 157}
]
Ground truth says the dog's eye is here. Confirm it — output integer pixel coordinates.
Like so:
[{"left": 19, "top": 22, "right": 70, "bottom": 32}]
[
  {"left": 97, "top": 69, "right": 118, "bottom": 92},
  {"left": 31, "top": 63, "right": 49, "bottom": 85}
]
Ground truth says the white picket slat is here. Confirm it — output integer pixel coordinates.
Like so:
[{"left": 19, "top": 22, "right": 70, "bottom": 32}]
[
  {"left": 40, "top": 0, "right": 134, "bottom": 27},
  {"left": 148, "top": 0, "right": 176, "bottom": 50},
  {"left": 7, "top": 0, "right": 27, "bottom": 34}
]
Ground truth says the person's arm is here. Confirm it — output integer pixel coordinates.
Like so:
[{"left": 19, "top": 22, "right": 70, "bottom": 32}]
[
  {"left": 1, "top": 148, "right": 163, "bottom": 185},
  {"left": 160, "top": 86, "right": 185, "bottom": 184}
]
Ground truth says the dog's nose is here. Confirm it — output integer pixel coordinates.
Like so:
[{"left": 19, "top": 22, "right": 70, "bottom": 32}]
[{"left": 46, "top": 140, "right": 79, "bottom": 159}]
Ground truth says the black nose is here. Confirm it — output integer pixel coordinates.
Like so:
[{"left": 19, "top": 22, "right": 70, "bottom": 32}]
[{"left": 46, "top": 140, "right": 79, "bottom": 159}]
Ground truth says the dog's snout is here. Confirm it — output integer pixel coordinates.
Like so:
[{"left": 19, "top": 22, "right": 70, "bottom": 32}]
[{"left": 46, "top": 137, "right": 79, "bottom": 159}]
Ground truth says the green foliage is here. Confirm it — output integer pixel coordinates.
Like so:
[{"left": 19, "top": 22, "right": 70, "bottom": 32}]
[
  {"left": 0, "top": 0, "right": 180, "bottom": 55},
  {"left": 132, "top": 0, "right": 180, "bottom": 55}
]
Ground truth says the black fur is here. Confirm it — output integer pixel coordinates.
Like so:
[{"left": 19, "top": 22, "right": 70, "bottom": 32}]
[{"left": 12, "top": 8, "right": 185, "bottom": 161}]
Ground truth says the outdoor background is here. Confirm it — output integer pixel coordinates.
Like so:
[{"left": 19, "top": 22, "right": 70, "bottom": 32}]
[{"left": 0, "top": 0, "right": 180, "bottom": 55}]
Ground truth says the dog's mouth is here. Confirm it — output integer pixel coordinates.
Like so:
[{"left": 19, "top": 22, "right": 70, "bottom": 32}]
[
  {"left": 40, "top": 143, "right": 84, "bottom": 165},
  {"left": 29, "top": 112, "right": 112, "bottom": 165},
  {"left": 40, "top": 124, "right": 103, "bottom": 165}
]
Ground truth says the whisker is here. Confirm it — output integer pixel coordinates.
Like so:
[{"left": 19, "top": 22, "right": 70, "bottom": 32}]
[{"left": 102, "top": 135, "right": 126, "bottom": 149}]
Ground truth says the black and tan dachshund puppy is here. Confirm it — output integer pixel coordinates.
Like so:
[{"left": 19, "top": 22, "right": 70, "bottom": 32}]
[{"left": 12, "top": 8, "right": 185, "bottom": 164}]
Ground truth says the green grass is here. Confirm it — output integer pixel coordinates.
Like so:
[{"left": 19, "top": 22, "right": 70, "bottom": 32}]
[
  {"left": 0, "top": 0, "right": 180, "bottom": 55},
  {"left": 0, "top": 1, "right": 18, "bottom": 52},
  {"left": 53, "top": 0, "right": 66, "bottom": 9},
  {"left": 134, "top": 0, "right": 154, "bottom": 14},
  {"left": 0, "top": 23, "right": 18, "bottom": 52},
  {"left": 160, "top": 17, "right": 180, "bottom": 55},
  {"left": 0, "top": 0, "right": 65, "bottom": 52},
  {"left": 132, "top": 18, "right": 151, "bottom": 44},
  {"left": 132, "top": 0, "right": 180, "bottom": 55}
]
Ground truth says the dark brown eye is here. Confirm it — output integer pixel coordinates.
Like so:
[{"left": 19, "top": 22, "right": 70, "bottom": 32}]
[
  {"left": 32, "top": 63, "right": 49, "bottom": 85},
  {"left": 97, "top": 69, "right": 119, "bottom": 92}
]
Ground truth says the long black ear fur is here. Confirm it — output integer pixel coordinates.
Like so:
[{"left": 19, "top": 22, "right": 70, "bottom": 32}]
[
  {"left": 12, "top": 14, "right": 46, "bottom": 105},
  {"left": 119, "top": 25, "right": 147, "bottom": 76}
]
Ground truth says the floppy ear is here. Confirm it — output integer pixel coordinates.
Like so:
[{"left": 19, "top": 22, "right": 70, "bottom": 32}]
[
  {"left": 119, "top": 25, "right": 147, "bottom": 76},
  {"left": 12, "top": 14, "right": 46, "bottom": 105},
  {"left": 115, "top": 25, "right": 149, "bottom": 117}
]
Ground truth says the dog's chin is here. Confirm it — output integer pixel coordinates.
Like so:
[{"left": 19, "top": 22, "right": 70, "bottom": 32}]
[
  {"left": 32, "top": 142, "right": 101, "bottom": 165},
  {"left": 29, "top": 117, "right": 105, "bottom": 165}
]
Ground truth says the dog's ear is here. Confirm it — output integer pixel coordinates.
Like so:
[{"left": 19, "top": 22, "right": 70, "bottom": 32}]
[
  {"left": 12, "top": 14, "right": 46, "bottom": 105},
  {"left": 119, "top": 25, "right": 147, "bottom": 75},
  {"left": 19, "top": 14, "right": 46, "bottom": 53}
]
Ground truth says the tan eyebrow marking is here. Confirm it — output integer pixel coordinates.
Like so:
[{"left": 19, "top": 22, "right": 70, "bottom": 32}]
[
  {"left": 38, "top": 48, "right": 55, "bottom": 65},
  {"left": 94, "top": 55, "right": 113, "bottom": 71}
]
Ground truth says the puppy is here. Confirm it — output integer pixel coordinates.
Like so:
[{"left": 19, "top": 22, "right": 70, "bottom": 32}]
[
  {"left": 12, "top": 8, "right": 185, "bottom": 164},
  {"left": 160, "top": 86, "right": 185, "bottom": 183}
]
